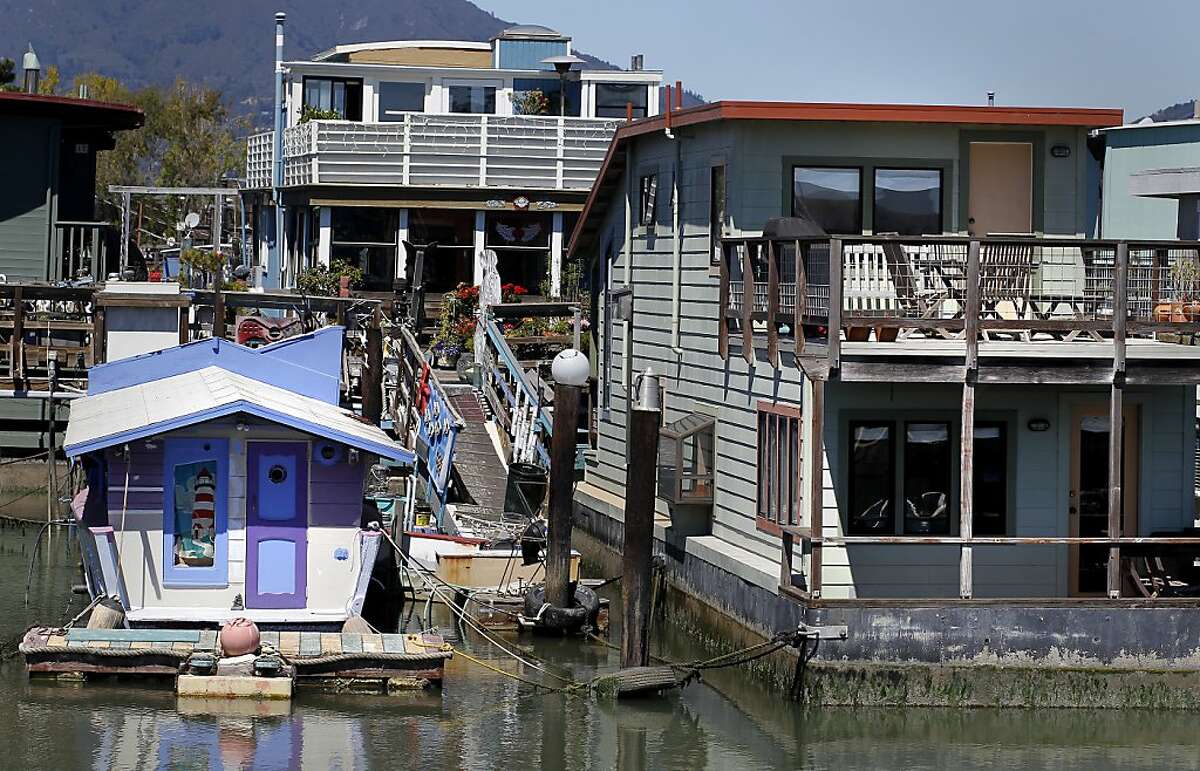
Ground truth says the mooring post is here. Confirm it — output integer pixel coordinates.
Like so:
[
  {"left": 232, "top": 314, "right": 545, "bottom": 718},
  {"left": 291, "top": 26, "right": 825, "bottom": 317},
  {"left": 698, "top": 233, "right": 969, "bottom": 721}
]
[
  {"left": 363, "top": 306, "right": 384, "bottom": 424},
  {"left": 545, "top": 349, "right": 588, "bottom": 611},
  {"left": 622, "top": 367, "right": 661, "bottom": 668}
]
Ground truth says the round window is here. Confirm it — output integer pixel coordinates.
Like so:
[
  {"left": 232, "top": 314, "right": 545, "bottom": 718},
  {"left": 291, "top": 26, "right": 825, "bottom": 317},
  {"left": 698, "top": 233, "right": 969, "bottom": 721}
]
[
  {"left": 320, "top": 444, "right": 337, "bottom": 461},
  {"left": 268, "top": 465, "right": 287, "bottom": 484}
]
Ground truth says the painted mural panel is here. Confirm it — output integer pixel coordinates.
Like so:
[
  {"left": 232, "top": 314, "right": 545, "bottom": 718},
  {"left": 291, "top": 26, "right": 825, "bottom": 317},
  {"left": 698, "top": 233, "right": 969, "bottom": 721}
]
[{"left": 171, "top": 460, "right": 219, "bottom": 569}]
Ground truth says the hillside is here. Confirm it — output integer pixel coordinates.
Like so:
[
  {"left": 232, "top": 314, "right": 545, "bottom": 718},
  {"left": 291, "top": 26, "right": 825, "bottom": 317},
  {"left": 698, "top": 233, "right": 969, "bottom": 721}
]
[{"left": 0, "top": 0, "right": 700, "bottom": 120}]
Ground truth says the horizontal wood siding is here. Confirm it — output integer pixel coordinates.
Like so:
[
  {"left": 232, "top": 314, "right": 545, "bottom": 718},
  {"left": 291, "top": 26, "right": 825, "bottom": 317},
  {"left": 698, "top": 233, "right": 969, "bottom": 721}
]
[{"left": 0, "top": 117, "right": 55, "bottom": 281}]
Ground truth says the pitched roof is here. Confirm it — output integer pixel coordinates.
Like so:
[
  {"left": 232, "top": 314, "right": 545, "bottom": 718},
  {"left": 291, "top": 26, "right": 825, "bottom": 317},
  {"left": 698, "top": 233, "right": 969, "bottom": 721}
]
[
  {"left": 567, "top": 100, "right": 1125, "bottom": 257},
  {"left": 0, "top": 91, "right": 143, "bottom": 131},
  {"left": 64, "top": 366, "right": 413, "bottom": 463}
]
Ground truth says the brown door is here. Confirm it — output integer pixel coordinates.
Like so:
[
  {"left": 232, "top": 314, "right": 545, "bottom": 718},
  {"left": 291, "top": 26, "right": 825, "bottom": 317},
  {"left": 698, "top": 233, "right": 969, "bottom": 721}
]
[
  {"left": 967, "top": 142, "right": 1033, "bottom": 236},
  {"left": 1068, "top": 405, "right": 1140, "bottom": 596}
]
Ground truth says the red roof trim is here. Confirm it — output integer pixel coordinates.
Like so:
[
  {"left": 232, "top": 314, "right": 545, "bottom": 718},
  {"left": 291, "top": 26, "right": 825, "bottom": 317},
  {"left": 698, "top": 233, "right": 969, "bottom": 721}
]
[
  {"left": 567, "top": 100, "right": 1124, "bottom": 255},
  {"left": 0, "top": 91, "right": 144, "bottom": 129}
]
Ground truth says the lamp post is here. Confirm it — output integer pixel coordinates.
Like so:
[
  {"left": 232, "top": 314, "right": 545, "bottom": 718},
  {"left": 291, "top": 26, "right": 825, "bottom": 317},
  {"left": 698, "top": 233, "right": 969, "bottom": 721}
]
[
  {"left": 545, "top": 348, "right": 589, "bottom": 610},
  {"left": 541, "top": 54, "right": 585, "bottom": 117}
]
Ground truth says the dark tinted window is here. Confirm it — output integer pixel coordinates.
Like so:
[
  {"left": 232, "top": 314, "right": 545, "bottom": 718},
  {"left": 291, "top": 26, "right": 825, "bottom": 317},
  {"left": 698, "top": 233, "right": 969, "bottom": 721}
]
[
  {"left": 848, "top": 422, "right": 893, "bottom": 535},
  {"left": 302, "top": 77, "right": 363, "bottom": 120},
  {"left": 973, "top": 422, "right": 1007, "bottom": 536},
  {"left": 449, "top": 85, "right": 496, "bottom": 114},
  {"left": 874, "top": 168, "right": 942, "bottom": 235},
  {"left": 792, "top": 166, "right": 862, "bottom": 234},
  {"left": 378, "top": 82, "right": 425, "bottom": 120},
  {"left": 903, "top": 422, "right": 952, "bottom": 535},
  {"left": 595, "top": 83, "right": 648, "bottom": 118}
]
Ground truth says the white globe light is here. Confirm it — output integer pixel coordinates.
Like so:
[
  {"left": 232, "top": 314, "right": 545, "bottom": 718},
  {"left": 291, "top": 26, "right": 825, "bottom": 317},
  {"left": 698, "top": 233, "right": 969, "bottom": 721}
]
[{"left": 551, "top": 348, "right": 590, "bottom": 387}]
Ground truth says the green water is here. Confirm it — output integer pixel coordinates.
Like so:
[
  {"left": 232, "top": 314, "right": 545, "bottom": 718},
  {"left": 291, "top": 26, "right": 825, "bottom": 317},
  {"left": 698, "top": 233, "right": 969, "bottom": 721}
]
[{"left": 0, "top": 520, "right": 1197, "bottom": 770}]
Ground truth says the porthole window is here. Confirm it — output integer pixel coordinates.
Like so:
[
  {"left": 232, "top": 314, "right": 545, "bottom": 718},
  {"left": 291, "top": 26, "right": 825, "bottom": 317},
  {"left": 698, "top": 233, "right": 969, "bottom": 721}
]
[{"left": 268, "top": 465, "right": 287, "bottom": 484}]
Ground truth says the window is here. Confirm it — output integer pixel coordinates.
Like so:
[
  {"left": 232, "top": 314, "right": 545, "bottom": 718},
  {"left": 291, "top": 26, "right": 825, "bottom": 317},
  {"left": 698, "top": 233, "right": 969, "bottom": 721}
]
[
  {"left": 847, "top": 422, "right": 894, "bottom": 535},
  {"left": 874, "top": 168, "right": 943, "bottom": 235},
  {"left": 757, "top": 403, "right": 802, "bottom": 533},
  {"left": 792, "top": 166, "right": 862, "bottom": 234},
  {"left": 639, "top": 174, "right": 658, "bottom": 227},
  {"left": 378, "top": 82, "right": 426, "bottom": 120},
  {"left": 512, "top": 78, "right": 581, "bottom": 116},
  {"left": 659, "top": 413, "right": 716, "bottom": 506},
  {"left": 331, "top": 208, "right": 398, "bottom": 291},
  {"left": 973, "top": 422, "right": 1008, "bottom": 536},
  {"left": 710, "top": 164, "right": 727, "bottom": 267},
  {"left": 595, "top": 83, "right": 649, "bottom": 118},
  {"left": 448, "top": 84, "right": 496, "bottom": 114},
  {"left": 903, "top": 422, "right": 952, "bottom": 535},
  {"left": 163, "top": 438, "right": 229, "bottom": 587},
  {"left": 302, "top": 77, "right": 363, "bottom": 120}
]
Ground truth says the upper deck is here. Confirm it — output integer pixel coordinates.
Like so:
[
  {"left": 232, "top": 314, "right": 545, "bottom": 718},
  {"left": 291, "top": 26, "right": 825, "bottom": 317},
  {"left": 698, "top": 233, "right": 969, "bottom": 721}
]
[{"left": 719, "top": 234, "right": 1200, "bottom": 384}]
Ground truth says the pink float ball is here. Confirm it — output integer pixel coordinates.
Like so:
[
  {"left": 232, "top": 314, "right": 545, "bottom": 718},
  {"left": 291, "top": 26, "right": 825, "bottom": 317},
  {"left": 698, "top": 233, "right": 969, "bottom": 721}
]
[{"left": 219, "top": 617, "right": 261, "bottom": 656}]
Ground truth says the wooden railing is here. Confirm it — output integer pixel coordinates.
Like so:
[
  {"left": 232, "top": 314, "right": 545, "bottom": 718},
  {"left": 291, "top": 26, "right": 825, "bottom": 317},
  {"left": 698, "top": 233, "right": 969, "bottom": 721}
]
[{"left": 477, "top": 314, "right": 552, "bottom": 468}]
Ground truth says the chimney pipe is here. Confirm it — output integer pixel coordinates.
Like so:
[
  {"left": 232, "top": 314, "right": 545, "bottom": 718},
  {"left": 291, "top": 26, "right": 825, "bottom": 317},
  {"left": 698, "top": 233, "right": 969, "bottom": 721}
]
[
  {"left": 269, "top": 11, "right": 287, "bottom": 289},
  {"left": 630, "top": 54, "right": 643, "bottom": 71},
  {"left": 987, "top": 91, "right": 995, "bottom": 107},
  {"left": 675, "top": 80, "right": 682, "bottom": 110},
  {"left": 22, "top": 44, "right": 40, "bottom": 94},
  {"left": 1194, "top": 98, "right": 1200, "bottom": 120}
]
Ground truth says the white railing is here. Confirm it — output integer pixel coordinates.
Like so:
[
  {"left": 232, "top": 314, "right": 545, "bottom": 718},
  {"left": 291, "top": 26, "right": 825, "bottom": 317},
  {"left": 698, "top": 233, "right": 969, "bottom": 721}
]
[
  {"left": 246, "top": 114, "right": 622, "bottom": 192},
  {"left": 245, "top": 131, "right": 274, "bottom": 189}
]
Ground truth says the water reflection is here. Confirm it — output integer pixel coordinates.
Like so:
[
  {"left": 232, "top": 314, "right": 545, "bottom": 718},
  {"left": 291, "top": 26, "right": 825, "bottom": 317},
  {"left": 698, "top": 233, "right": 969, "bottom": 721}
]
[{"left": 3, "top": 521, "right": 1200, "bottom": 770}]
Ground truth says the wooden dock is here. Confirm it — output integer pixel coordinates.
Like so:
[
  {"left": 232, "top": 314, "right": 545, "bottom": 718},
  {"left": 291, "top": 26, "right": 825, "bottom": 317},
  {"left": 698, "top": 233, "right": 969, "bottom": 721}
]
[{"left": 20, "top": 627, "right": 452, "bottom": 693}]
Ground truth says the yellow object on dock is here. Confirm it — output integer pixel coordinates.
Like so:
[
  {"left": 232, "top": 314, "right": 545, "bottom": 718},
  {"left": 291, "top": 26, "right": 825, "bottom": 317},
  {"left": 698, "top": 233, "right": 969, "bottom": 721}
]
[{"left": 177, "top": 674, "right": 293, "bottom": 700}]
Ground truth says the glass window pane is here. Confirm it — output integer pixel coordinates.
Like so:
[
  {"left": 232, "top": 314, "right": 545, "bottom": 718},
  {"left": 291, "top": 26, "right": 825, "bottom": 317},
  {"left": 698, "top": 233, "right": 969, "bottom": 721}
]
[
  {"left": 848, "top": 422, "right": 893, "bottom": 534},
  {"left": 710, "top": 165, "right": 726, "bottom": 266},
  {"left": 595, "top": 83, "right": 648, "bottom": 118},
  {"left": 973, "top": 422, "right": 1007, "bottom": 536},
  {"left": 904, "top": 422, "right": 951, "bottom": 535},
  {"left": 332, "top": 81, "right": 347, "bottom": 116},
  {"left": 874, "top": 168, "right": 942, "bottom": 235},
  {"left": 305, "top": 79, "right": 332, "bottom": 111},
  {"left": 331, "top": 207, "right": 398, "bottom": 244},
  {"left": 793, "top": 167, "right": 862, "bottom": 234},
  {"left": 449, "top": 85, "right": 496, "bottom": 114},
  {"left": 379, "top": 82, "right": 426, "bottom": 120}
]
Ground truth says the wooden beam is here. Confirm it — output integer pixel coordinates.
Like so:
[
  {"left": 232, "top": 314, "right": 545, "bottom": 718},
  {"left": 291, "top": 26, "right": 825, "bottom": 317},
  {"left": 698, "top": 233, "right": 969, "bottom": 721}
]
[
  {"left": 212, "top": 275, "right": 226, "bottom": 340},
  {"left": 960, "top": 239, "right": 980, "bottom": 599},
  {"left": 794, "top": 239, "right": 807, "bottom": 356},
  {"left": 718, "top": 240, "right": 729, "bottom": 361},
  {"left": 178, "top": 307, "right": 189, "bottom": 345},
  {"left": 808, "top": 377, "right": 825, "bottom": 599},
  {"left": 91, "top": 307, "right": 105, "bottom": 366},
  {"left": 741, "top": 241, "right": 754, "bottom": 364},
  {"left": 827, "top": 238, "right": 843, "bottom": 374},
  {"left": 11, "top": 286, "right": 24, "bottom": 390},
  {"left": 1108, "top": 241, "right": 1128, "bottom": 599},
  {"left": 766, "top": 239, "right": 779, "bottom": 365}
]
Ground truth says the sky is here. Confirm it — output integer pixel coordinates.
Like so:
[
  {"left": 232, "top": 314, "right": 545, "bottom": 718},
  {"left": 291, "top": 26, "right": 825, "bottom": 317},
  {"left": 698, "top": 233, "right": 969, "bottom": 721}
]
[{"left": 482, "top": 0, "right": 1199, "bottom": 121}]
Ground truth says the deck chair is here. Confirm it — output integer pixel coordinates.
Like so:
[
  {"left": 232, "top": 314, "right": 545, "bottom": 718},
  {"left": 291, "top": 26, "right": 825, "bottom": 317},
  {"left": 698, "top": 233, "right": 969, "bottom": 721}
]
[
  {"left": 880, "top": 240, "right": 952, "bottom": 338},
  {"left": 979, "top": 241, "right": 1036, "bottom": 340}
]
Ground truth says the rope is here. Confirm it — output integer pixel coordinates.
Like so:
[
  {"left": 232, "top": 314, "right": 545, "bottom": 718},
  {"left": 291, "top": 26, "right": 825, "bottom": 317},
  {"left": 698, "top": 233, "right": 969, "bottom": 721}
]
[
  {"left": 18, "top": 644, "right": 190, "bottom": 660},
  {"left": 0, "top": 449, "right": 51, "bottom": 467},
  {"left": 451, "top": 647, "right": 566, "bottom": 693},
  {"left": 290, "top": 650, "right": 453, "bottom": 667}
]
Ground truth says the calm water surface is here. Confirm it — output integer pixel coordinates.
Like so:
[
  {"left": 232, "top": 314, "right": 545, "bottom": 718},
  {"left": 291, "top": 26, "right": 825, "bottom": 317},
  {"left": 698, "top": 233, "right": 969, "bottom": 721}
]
[{"left": 0, "top": 518, "right": 1197, "bottom": 770}]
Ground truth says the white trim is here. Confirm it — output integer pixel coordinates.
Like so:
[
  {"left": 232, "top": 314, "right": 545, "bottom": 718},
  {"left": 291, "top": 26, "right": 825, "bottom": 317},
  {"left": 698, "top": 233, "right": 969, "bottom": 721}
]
[
  {"left": 1095, "top": 118, "right": 1200, "bottom": 134},
  {"left": 126, "top": 606, "right": 351, "bottom": 623},
  {"left": 313, "top": 40, "right": 492, "bottom": 61}
]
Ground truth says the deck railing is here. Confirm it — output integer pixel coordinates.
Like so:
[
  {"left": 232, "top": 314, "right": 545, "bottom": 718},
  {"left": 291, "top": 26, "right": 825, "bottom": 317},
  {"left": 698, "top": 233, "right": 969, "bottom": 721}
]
[
  {"left": 477, "top": 313, "right": 553, "bottom": 468},
  {"left": 53, "top": 221, "right": 114, "bottom": 282},
  {"left": 244, "top": 115, "right": 622, "bottom": 191},
  {"left": 719, "top": 235, "right": 1200, "bottom": 361}
]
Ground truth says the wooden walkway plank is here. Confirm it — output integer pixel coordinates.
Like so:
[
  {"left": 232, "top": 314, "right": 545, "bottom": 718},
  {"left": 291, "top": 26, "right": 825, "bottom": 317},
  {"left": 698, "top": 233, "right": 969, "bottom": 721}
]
[
  {"left": 342, "top": 633, "right": 363, "bottom": 653},
  {"left": 278, "top": 632, "right": 300, "bottom": 655},
  {"left": 299, "top": 632, "right": 321, "bottom": 656},
  {"left": 362, "top": 634, "right": 383, "bottom": 653},
  {"left": 382, "top": 634, "right": 405, "bottom": 653},
  {"left": 197, "top": 631, "right": 218, "bottom": 651},
  {"left": 320, "top": 633, "right": 342, "bottom": 654},
  {"left": 67, "top": 629, "right": 200, "bottom": 643},
  {"left": 260, "top": 631, "right": 280, "bottom": 649}
]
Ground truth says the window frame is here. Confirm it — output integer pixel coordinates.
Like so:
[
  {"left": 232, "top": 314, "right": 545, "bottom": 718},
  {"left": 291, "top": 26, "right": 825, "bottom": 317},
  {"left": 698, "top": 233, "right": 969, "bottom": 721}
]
[
  {"left": 302, "top": 76, "right": 364, "bottom": 121},
  {"left": 902, "top": 420, "right": 953, "bottom": 536},
  {"left": 709, "top": 163, "right": 727, "bottom": 268},
  {"left": 846, "top": 420, "right": 896, "bottom": 536},
  {"left": 639, "top": 174, "right": 658, "bottom": 228},
  {"left": 443, "top": 78, "right": 501, "bottom": 115},
  {"left": 594, "top": 82, "right": 649, "bottom": 118},
  {"left": 872, "top": 166, "right": 945, "bottom": 236},
  {"left": 790, "top": 165, "right": 864, "bottom": 235},
  {"left": 162, "top": 437, "right": 230, "bottom": 588},
  {"left": 377, "top": 80, "right": 427, "bottom": 120},
  {"left": 756, "top": 401, "right": 803, "bottom": 536}
]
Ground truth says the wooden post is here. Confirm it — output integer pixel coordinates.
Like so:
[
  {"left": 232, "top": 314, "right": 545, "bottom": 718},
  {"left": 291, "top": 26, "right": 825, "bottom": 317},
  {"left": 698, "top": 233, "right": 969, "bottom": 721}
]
[
  {"left": 718, "top": 240, "right": 729, "bottom": 360},
  {"left": 179, "top": 305, "right": 190, "bottom": 345},
  {"left": 362, "top": 307, "right": 384, "bottom": 424},
  {"left": 795, "top": 239, "right": 807, "bottom": 356},
  {"left": 741, "top": 241, "right": 754, "bottom": 363},
  {"left": 46, "top": 352, "right": 59, "bottom": 524},
  {"left": 212, "top": 280, "right": 226, "bottom": 341},
  {"left": 545, "top": 381, "right": 582, "bottom": 611},
  {"left": 11, "top": 286, "right": 24, "bottom": 390},
  {"left": 92, "top": 306, "right": 106, "bottom": 365},
  {"left": 960, "top": 239, "right": 981, "bottom": 599},
  {"left": 1108, "top": 241, "right": 1129, "bottom": 598},
  {"left": 808, "top": 377, "right": 825, "bottom": 599},
  {"left": 622, "top": 371, "right": 661, "bottom": 667},
  {"left": 828, "top": 238, "right": 843, "bottom": 373}
]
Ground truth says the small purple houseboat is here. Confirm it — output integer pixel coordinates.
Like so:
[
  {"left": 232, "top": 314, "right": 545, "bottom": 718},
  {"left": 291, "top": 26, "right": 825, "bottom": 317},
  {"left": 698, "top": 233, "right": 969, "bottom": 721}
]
[{"left": 63, "top": 327, "right": 414, "bottom": 627}]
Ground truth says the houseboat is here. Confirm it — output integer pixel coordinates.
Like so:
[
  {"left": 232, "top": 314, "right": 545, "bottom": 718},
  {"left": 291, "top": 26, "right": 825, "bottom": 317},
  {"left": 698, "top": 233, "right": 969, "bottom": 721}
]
[
  {"left": 567, "top": 99, "right": 1200, "bottom": 705},
  {"left": 242, "top": 19, "right": 662, "bottom": 294}
]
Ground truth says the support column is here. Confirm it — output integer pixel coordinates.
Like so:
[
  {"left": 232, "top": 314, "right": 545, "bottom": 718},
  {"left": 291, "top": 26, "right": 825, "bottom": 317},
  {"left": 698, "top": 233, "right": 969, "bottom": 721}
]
[
  {"left": 473, "top": 210, "right": 486, "bottom": 286},
  {"left": 317, "top": 206, "right": 332, "bottom": 267},
  {"left": 622, "top": 369, "right": 661, "bottom": 667},
  {"left": 546, "top": 380, "right": 582, "bottom": 610},
  {"left": 1108, "top": 241, "right": 1129, "bottom": 598},
  {"left": 550, "top": 211, "right": 564, "bottom": 298},
  {"left": 960, "top": 239, "right": 981, "bottom": 599},
  {"left": 808, "top": 377, "right": 825, "bottom": 599},
  {"left": 396, "top": 208, "right": 409, "bottom": 280}
]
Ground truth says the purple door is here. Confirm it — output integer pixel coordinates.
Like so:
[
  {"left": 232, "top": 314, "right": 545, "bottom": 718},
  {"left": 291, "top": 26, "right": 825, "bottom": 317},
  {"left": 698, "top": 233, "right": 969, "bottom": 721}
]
[{"left": 246, "top": 442, "right": 308, "bottom": 609}]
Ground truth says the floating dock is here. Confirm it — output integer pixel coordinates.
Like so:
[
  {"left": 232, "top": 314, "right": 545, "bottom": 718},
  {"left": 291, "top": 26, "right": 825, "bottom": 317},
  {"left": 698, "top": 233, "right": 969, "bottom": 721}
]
[{"left": 20, "top": 627, "right": 452, "bottom": 695}]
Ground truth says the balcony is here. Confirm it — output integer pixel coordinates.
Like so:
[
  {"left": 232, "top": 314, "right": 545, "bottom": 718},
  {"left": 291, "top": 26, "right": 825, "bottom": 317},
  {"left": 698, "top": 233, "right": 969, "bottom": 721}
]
[
  {"left": 719, "top": 234, "right": 1200, "bottom": 383},
  {"left": 243, "top": 114, "right": 623, "bottom": 192}
]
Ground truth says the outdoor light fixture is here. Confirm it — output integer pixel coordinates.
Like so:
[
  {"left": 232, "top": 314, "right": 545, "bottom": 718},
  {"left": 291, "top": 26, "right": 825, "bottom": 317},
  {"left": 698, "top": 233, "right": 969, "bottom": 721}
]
[
  {"left": 1027, "top": 418, "right": 1051, "bottom": 432},
  {"left": 551, "top": 348, "right": 590, "bottom": 387},
  {"left": 1051, "top": 145, "right": 1072, "bottom": 158},
  {"left": 540, "top": 54, "right": 585, "bottom": 117}
]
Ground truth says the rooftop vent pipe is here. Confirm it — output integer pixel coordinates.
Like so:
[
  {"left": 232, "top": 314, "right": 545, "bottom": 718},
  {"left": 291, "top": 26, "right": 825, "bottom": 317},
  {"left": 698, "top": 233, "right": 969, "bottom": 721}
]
[
  {"left": 22, "top": 44, "right": 40, "bottom": 94},
  {"left": 630, "top": 54, "right": 643, "bottom": 71},
  {"left": 987, "top": 91, "right": 995, "bottom": 107}
]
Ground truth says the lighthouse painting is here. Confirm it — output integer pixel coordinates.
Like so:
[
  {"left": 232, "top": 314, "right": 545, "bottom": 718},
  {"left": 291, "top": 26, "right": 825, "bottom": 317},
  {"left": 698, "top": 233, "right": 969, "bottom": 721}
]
[{"left": 173, "top": 460, "right": 218, "bottom": 568}]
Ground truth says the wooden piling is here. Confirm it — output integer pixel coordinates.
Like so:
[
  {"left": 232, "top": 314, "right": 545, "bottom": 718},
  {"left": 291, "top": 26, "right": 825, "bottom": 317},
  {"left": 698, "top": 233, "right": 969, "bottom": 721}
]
[
  {"left": 362, "top": 307, "right": 384, "bottom": 424},
  {"left": 212, "top": 278, "right": 226, "bottom": 340},
  {"left": 621, "top": 382, "right": 661, "bottom": 668},
  {"left": 545, "top": 381, "right": 581, "bottom": 611}
]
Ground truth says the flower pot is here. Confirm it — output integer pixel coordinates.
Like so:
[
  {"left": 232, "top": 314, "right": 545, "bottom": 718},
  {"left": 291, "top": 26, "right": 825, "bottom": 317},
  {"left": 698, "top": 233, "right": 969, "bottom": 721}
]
[
  {"left": 219, "top": 617, "right": 261, "bottom": 656},
  {"left": 846, "top": 327, "right": 870, "bottom": 342},
  {"left": 875, "top": 326, "right": 899, "bottom": 343},
  {"left": 1155, "top": 302, "right": 1189, "bottom": 323}
]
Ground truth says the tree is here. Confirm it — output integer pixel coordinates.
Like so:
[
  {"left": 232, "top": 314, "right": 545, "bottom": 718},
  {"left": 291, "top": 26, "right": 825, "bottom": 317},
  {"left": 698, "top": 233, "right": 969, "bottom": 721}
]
[
  {"left": 0, "top": 58, "right": 14, "bottom": 91},
  {"left": 37, "top": 65, "right": 60, "bottom": 95}
]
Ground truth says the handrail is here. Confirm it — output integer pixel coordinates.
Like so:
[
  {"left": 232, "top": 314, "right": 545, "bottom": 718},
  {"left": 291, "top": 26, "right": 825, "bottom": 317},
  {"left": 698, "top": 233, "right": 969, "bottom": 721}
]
[{"left": 479, "top": 315, "right": 552, "bottom": 467}]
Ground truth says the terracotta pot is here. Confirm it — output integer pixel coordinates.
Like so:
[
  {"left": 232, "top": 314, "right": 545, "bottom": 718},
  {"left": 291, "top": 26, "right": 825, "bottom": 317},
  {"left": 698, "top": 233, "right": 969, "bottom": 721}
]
[
  {"left": 875, "top": 326, "right": 899, "bottom": 343},
  {"left": 1155, "top": 302, "right": 1189, "bottom": 323},
  {"left": 1186, "top": 302, "right": 1200, "bottom": 321},
  {"left": 219, "top": 617, "right": 261, "bottom": 656},
  {"left": 846, "top": 327, "right": 870, "bottom": 342}
]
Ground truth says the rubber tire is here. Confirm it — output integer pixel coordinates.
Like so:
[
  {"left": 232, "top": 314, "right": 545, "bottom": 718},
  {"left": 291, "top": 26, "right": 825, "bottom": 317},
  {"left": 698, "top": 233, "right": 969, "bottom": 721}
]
[{"left": 523, "top": 584, "right": 600, "bottom": 631}]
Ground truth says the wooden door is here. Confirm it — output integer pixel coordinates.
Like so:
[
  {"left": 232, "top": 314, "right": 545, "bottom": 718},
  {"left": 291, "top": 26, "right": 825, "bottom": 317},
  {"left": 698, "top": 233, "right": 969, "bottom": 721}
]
[
  {"left": 246, "top": 441, "right": 309, "bottom": 609},
  {"left": 1068, "top": 406, "right": 1139, "bottom": 596},
  {"left": 968, "top": 142, "right": 1033, "bottom": 235}
]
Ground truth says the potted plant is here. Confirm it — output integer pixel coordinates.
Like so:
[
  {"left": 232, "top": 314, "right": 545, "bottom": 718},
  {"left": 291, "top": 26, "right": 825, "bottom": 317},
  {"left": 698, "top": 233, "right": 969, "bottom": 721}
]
[{"left": 1156, "top": 257, "right": 1200, "bottom": 322}]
